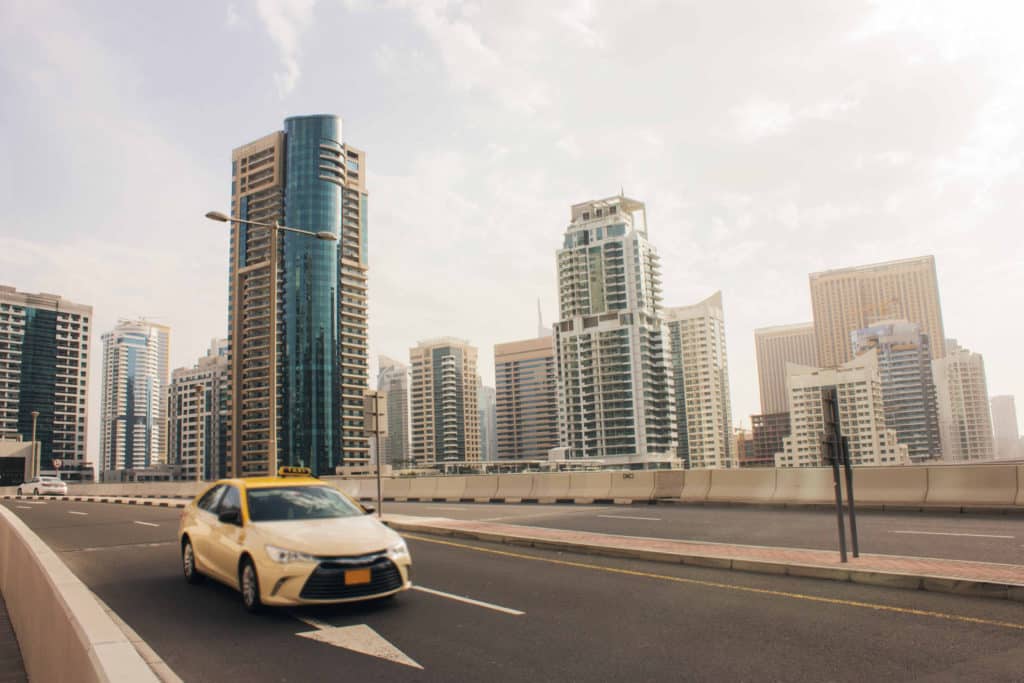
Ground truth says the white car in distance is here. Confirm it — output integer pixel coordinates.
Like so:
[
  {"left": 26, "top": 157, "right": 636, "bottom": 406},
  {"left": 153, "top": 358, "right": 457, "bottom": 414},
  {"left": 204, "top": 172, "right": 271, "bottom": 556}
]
[{"left": 18, "top": 476, "right": 68, "bottom": 497}]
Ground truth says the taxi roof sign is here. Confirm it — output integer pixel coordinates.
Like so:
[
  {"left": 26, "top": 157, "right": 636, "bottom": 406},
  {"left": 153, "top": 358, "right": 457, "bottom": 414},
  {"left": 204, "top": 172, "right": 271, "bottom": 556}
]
[{"left": 278, "top": 466, "right": 313, "bottom": 478}]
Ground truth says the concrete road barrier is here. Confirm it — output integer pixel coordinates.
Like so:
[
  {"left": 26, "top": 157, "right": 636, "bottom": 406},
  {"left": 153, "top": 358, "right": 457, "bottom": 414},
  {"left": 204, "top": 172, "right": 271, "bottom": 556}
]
[
  {"left": 926, "top": 465, "right": 1018, "bottom": 507},
  {"left": 462, "top": 475, "right": 500, "bottom": 502},
  {"left": 356, "top": 478, "right": 379, "bottom": 500},
  {"left": 1017, "top": 466, "right": 1024, "bottom": 507},
  {"left": 434, "top": 477, "right": 467, "bottom": 502},
  {"left": 494, "top": 474, "right": 536, "bottom": 503},
  {"left": 382, "top": 478, "right": 411, "bottom": 501},
  {"left": 609, "top": 471, "right": 656, "bottom": 503},
  {"left": 680, "top": 469, "right": 711, "bottom": 502},
  {"left": 773, "top": 468, "right": 837, "bottom": 505},
  {"left": 407, "top": 477, "right": 439, "bottom": 501},
  {"left": 0, "top": 505, "right": 159, "bottom": 682},
  {"left": 532, "top": 473, "right": 572, "bottom": 503},
  {"left": 653, "top": 470, "right": 685, "bottom": 499},
  {"left": 706, "top": 469, "right": 777, "bottom": 503},
  {"left": 852, "top": 466, "right": 928, "bottom": 506},
  {"left": 569, "top": 471, "right": 613, "bottom": 503}
]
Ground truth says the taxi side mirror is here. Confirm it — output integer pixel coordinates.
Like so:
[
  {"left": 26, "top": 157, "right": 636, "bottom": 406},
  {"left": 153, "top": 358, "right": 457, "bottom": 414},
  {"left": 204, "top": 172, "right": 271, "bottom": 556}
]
[
  {"left": 362, "top": 505, "right": 375, "bottom": 515},
  {"left": 218, "top": 509, "right": 242, "bottom": 525}
]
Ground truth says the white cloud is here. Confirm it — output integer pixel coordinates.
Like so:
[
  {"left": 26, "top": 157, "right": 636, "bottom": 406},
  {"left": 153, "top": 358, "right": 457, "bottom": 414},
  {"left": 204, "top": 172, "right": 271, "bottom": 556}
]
[{"left": 255, "top": 0, "right": 317, "bottom": 97}]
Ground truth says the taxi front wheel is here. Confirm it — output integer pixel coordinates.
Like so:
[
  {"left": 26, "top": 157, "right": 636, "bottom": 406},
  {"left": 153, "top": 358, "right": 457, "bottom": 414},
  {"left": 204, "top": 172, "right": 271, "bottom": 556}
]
[
  {"left": 240, "top": 557, "right": 263, "bottom": 613},
  {"left": 182, "top": 539, "right": 205, "bottom": 585}
]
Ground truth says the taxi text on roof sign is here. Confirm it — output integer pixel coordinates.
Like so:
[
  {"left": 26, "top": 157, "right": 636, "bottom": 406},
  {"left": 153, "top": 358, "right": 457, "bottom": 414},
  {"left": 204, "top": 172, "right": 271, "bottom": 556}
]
[{"left": 278, "top": 466, "right": 313, "bottom": 478}]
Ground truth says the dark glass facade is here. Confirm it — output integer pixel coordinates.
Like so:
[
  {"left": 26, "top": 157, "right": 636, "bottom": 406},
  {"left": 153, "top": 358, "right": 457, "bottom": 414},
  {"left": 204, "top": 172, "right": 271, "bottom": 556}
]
[
  {"left": 280, "top": 115, "right": 344, "bottom": 475},
  {"left": 16, "top": 307, "right": 57, "bottom": 469}
]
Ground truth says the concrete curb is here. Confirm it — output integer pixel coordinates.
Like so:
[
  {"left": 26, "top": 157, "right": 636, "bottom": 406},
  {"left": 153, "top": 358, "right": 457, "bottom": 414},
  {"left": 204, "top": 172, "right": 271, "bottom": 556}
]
[
  {"left": 0, "top": 504, "right": 161, "bottom": 682},
  {"left": 2, "top": 494, "right": 188, "bottom": 509},
  {"left": 384, "top": 518, "right": 1024, "bottom": 604}
]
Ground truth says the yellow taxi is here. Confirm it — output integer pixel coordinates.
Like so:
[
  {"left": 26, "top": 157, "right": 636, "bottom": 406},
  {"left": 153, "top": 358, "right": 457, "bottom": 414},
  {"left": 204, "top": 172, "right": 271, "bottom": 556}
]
[{"left": 178, "top": 467, "right": 411, "bottom": 612}]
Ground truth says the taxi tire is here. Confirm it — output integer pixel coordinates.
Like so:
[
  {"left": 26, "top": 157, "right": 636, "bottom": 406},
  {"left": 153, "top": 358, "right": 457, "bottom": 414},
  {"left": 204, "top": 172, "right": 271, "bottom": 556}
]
[
  {"left": 240, "top": 557, "right": 263, "bottom": 614},
  {"left": 182, "top": 538, "right": 205, "bottom": 585}
]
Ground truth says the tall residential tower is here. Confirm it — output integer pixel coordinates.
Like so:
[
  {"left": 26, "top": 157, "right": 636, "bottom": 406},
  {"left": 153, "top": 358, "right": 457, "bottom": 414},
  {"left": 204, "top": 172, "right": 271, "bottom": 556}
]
[
  {"left": 554, "top": 195, "right": 676, "bottom": 466},
  {"left": 933, "top": 340, "right": 995, "bottom": 462},
  {"left": 754, "top": 322, "right": 817, "bottom": 414},
  {"left": 494, "top": 336, "right": 558, "bottom": 460},
  {"left": 376, "top": 356, "right": 409, "bottom": 468},
  {"left": 227, "top": 115, "right": 369, "bottom": 477},
  {"left": 409, "top": 338, "right": 480, "bottom": 465}
]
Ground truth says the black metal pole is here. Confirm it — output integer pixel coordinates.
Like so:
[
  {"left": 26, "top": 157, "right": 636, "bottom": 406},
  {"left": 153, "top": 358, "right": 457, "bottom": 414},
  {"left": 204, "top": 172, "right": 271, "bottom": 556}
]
[
  {"left": 829, "top": 444, "right": 848, "bottom": 563},
  {"left": 841, "top": 436, "right": 859, "bottom": 558}
]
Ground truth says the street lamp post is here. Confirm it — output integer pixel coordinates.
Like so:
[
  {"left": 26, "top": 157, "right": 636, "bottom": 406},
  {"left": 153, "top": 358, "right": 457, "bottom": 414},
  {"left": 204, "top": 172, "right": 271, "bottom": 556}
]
[
  {"left": 204, "top": 210, "right": 338, "bottom": 476},
  {"left": 30, "top": 410, "right": 39, "bottom": 480}
]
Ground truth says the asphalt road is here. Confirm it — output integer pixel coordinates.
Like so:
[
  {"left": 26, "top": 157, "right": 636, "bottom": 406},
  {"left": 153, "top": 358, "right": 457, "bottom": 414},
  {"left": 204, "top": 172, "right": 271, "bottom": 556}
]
[
  {"left": 4, "top": 499, "right": 1024, "bottom": 682},
  {"left": 382, "top": 501, "right": 1024, "bottom": 564}
]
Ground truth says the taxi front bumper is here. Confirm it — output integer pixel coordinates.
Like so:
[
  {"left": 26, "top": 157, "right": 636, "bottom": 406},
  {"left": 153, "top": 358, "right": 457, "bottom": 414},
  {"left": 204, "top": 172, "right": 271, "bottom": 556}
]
[{"left": 257, "top": 551, "right": 412, "bottom": 606}]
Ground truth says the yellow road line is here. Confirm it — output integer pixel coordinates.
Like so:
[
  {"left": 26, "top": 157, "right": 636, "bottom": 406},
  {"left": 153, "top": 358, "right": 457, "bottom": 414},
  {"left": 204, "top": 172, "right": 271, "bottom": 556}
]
[{"left": 405, "top": 533, "right": 1024, "bottom": 631}]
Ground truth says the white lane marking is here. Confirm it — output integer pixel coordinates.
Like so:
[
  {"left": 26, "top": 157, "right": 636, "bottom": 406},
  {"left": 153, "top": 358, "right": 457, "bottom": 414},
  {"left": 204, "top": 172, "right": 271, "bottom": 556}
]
[
  {"left": 16, "top": 505, "right": 31, "bottom": 510},
  {"left": 596, "top": 514, "right": 662, "bottom": 521},
  {"left": 291, "top": 615, "right": 423, "bottom": 669},
  {"left": 68, "top": 511, "right": 88, "bottom": 516},
  {"left": 889, "top": 530, "right": 1014, "bottom": 539},
  {"left": 436, "top": 506, "right": 470, "bottom": 511},
  {"left": 412, "top": 585, "right": 525, "bottom": 616},
  {"left": 22, "top": 501, "right": 47, "bottom": 506},
  {"left": 133, "top": 520, "right": 160, "bottom": 527}
]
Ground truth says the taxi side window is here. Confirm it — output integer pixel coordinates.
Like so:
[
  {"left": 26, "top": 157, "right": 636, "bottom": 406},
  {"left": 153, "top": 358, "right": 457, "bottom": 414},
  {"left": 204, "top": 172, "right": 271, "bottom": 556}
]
[
  {"left": 197, "top": 485, "right": 225, "bottom": 512},
  {"left": 219, "top": 485, "right": 241, "bottom": 513}
]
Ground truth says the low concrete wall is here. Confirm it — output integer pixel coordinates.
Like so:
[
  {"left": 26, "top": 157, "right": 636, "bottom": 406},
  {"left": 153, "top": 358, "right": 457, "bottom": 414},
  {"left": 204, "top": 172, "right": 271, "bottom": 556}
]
[
  {"left": 0, "top": 505, "right": 158, "bottom": 682},
  {"left": 774, "top": 468, "right": 838, "bottom": 505},
  {"left": 382, "top": 477, "right": 411, "bottom": 501},
  {"left": 462, "top": 475, "right": 499, "bottom": 502},
  {"left": 1018, "top": 466, "right": 1024, "bottom": 507},
  {"left": 609, "top": 471, "right": 656, "bottom": 502},
  {"left": 653, "top": 470, "right": 685, "bottom": 499},
  {"left": 434, "top": 477, "right": 467, "bottom": 501},
  {"left": 532, "top": 473, "right": 572, "bottom": 503},
  {"left": 569, "top": 471, "right": 613, "bottom": 502},
  {"left": 925, "top": 465, "right": 1018, "bottom": 507},
  {"left": 407, "top": 477, "right": 439, "bottom": 501},
  {"left": 852, "top": 466, "right": 928, "bottom": 505},
  {"left": 494, "top": 474, "right": 535, "bottom": 503},
  {"left": 707, "top": 469, "right": 777, "bottom": 503},
  {"left": 680, "top": 469, "right": 711, "bottom": 502}
]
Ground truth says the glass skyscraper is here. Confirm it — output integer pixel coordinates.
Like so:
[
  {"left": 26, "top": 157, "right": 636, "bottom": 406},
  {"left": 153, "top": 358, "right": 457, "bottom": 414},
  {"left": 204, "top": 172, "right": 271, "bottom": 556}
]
[{"left": 228, "top": 115, "right": 369, "bottom": 477}]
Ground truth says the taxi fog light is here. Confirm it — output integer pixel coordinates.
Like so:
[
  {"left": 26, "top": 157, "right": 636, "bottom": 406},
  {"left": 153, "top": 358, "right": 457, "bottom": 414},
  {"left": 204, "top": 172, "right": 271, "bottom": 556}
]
[{"left": 265, "top": 545, "right": 316, "bottom": 564}]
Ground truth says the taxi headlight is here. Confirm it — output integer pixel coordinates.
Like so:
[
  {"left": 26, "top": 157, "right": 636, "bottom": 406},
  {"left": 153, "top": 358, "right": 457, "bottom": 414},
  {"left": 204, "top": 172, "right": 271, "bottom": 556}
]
[
  {"left": 265, "top": 545, "right": 316, "bottom": 564},
  {"left": 387, "top": 539, "right": 409, "bottom": 558}
]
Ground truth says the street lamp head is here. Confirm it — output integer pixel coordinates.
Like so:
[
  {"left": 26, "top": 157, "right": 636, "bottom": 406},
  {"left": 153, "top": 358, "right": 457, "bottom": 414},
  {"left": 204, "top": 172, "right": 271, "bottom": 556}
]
[
  {"left": 205, "top": 210, "right": 230, "bottom": 222},
  {"left": 315, "top": 231, "right": 339, "bottom": 242},
  {"left": 31, "top": 411, "right": 39, "bottom": 418}
]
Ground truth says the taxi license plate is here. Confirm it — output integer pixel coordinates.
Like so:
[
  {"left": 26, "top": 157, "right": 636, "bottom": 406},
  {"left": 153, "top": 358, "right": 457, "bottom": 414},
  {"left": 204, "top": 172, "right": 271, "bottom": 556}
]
[{"left": 344, "top": 568, "right": 372, "bottom": 585}]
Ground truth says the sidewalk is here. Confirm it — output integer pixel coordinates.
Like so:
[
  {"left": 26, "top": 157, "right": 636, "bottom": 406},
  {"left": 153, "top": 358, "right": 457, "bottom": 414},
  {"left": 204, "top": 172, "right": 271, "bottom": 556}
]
[
  {"left": 0, "top": 593, "right": 27, "bottom": 683},
  {"left": 383, "top": 514, "right": 1024, "bottom": 603}
]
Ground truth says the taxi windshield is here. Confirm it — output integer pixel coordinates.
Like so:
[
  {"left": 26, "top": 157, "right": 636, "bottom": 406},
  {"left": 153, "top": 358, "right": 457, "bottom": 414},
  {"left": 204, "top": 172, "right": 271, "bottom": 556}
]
[{"left": 247, "top": 486, "right": 364, "bottom": 522}]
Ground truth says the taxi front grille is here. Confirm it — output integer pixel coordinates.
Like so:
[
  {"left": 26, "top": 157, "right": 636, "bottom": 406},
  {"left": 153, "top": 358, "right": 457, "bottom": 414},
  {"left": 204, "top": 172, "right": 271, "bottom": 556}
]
[{"left": 299, "top": 557, "right": 403, "bottom": 600}]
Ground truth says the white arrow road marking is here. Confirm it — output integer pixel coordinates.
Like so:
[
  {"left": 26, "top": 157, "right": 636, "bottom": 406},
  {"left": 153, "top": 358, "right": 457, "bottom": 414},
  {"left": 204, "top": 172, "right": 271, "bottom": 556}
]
[
  {"left": 293, "top": 616, "right": 422, "bottom": 669},
  {"left": 889, "top": 530, "right": 1013, "bottom": 539},
  {"left": 133, "top": 520, "right": 160, "bottom": 527},
  {"left": 412, "top": 585, "right": 525, "bottom": 615},
  {"left": 68, "top": 510, "right": 88, "bottom": 516}
]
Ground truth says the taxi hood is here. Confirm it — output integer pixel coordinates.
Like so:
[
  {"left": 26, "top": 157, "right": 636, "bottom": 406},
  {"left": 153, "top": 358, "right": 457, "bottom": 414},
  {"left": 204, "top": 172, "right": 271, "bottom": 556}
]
[{"left": 250, "top": 515, "right": 401, "bottom": 557}]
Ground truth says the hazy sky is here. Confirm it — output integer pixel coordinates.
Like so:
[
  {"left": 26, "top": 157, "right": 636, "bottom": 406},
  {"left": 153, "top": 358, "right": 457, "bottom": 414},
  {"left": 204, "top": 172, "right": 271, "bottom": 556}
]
[{"left": 1, "top": 0, "right": 1022, "bottom": 460}]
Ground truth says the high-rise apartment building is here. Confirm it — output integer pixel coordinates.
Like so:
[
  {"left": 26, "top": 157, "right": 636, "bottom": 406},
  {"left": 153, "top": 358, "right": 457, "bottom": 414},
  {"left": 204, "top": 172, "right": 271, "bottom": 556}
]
[
  {"left": 554, "top": 195, "right": 676, "bottom": 466},
  {"left": 478, "top": 381, "right": 496, "bottom": 461},
  {"left": 990, "top": 396, "right": 1020, "bottom": 460},
  {"left": 810, "top": 256, "right": 945, "bottom": 368},
  {"left": 734, "top": 427, "right": 756, "bottom": 467},
  {"left": 100, "top": 319, "right": 170, "bottom": 474},
  {"left": 754, "top": 323, "right": 817, "bottom": 414},
  {"left": 409, "top": 338, "right": 480, "bottom": 465},
  {"left": 168, "top": 339, "right": 229, "bottom": 480},
  {"left": 751, "top": 412, "right": 789, "bottom": 467},
  {"left": 0, "top": 286, "right": 91, "bottom": 477},
  {"left": 664, "top": 291, "right": 734, "bottom": 469},
  {"left": 933, "top": 340, "right": 995, "bottom": 462},
  {"left": 852, "top": 320, "right": 941, "bottom": 462},
  {"left": 228, "top": 115, "right": 369, "bottom": 477},
  {"left": 775, "top": 353, "right": 909, "bottom": 467},
  {"left": 376, "top": 356, "right": 409, "bottom": 468},
  {"left": 495, "top": 336, "right": 558, "bottom": 460}
]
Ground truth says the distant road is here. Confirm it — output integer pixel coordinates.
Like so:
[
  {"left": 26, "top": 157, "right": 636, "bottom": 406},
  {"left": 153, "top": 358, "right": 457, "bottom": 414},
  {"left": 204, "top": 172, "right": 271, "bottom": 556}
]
[{"left": 3, "top": 499, "right": 1024, "bottom": 682}]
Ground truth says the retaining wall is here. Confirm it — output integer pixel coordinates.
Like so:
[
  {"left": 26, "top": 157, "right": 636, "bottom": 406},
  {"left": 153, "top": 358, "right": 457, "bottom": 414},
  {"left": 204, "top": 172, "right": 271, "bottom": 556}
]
[{"left": 925, "top": 465, "right": 1018, "bottom": 507}]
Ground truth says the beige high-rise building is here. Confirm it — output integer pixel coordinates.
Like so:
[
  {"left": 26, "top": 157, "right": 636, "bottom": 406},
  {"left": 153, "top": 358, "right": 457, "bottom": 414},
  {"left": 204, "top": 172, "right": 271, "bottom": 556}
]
[
  {"left": 663, "top": 292, "right": 734, "bottom": 469},
  {"left": 754, "top": 323, "right": 817, "bottom": 415},
  {"left": 494, "top": 336, "right": 558, "bottom": 460},
  {"left": 933, "top": 340, "right": 995, "bottom": 462},
  {"left": 168, "top": 339, "right": 229, "bottom": 481},
  {"left": 775, "top": 353, "right": 909, "bottom": 468},
  {"left": 809, "top": 256, "right": 945, "bottom": 368},
  {"left": 409, "top": 338, "right": 480, "bottom": 465},
  {"left": 227, "top": 115, "right": 369, "bottom": 477},
  {"left": 990, "top": 395, "right": 1021, "bottom": 460}
]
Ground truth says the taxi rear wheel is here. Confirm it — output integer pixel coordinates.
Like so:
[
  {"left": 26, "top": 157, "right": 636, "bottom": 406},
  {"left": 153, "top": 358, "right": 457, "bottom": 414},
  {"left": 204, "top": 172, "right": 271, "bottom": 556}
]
[
  {"left": 182, "top": 538, "right": 205, "bottom": 585},
  {"left": 240, "top": 557, "right": 262, "bottom": 613}
]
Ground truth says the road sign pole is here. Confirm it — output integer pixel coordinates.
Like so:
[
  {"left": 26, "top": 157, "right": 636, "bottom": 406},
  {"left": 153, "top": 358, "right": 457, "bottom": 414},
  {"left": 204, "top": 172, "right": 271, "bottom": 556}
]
[
  {"left": 841, "top": 435, "right": 859, "bottom": 558},
  {"left": 375, "top": 392, "right": 383, "bottom": 519},
  {"left": 822, "top": 388, "right": 847, "bottom": 563}
]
